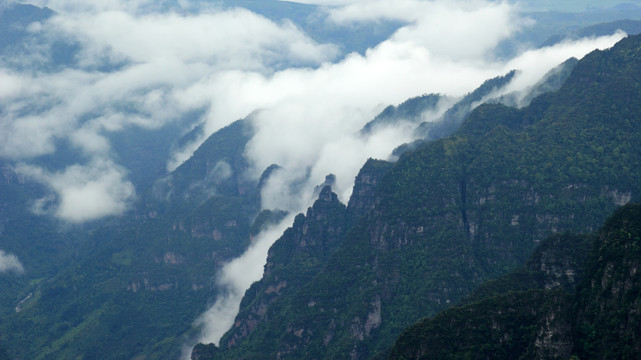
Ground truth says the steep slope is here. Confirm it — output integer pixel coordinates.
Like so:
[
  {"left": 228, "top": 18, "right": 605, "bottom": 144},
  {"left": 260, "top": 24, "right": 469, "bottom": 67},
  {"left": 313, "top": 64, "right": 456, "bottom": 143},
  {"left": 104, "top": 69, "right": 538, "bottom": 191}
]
[
  {"left": 387, "top": 231, "right": 594, "bottom": 359},
  {"left": 573, "top": 203, "right": 641, "bottom": 359},
  {"left": 222, "top": 186, "right": 348, "bottom": 349},
  {"left": 391, "top": 289, "right": 574, "bottom": 360},
  {"left": 149, "top": 119, "right": 256, "bottom": 209},
  {"left": 464, "top": 231, "right": 592, "bottom": 303},
  {"left": 215, "top": 160, "right": 391, "bottom": 354},
  {"left": 388, "top": 203, "right": 641, "bottom": 360},
  {"left": 1, "top": 120, "right": 262, "bottom": 360},
  {"left": 498, "top": 57, "right": 579, "bottom": 108},
  {"left": 199, "top": 34, "right": 641, "bottom": 359}
]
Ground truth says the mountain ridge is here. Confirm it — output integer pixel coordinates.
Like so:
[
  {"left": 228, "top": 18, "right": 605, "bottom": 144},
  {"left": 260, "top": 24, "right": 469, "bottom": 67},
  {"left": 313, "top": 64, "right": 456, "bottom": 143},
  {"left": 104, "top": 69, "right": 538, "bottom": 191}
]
[
  {"left": 388, "top": 203, "right": 641, "bottom": 359},
  {"left": 194, "top": 33, "right": 641, "bottom": 359}
]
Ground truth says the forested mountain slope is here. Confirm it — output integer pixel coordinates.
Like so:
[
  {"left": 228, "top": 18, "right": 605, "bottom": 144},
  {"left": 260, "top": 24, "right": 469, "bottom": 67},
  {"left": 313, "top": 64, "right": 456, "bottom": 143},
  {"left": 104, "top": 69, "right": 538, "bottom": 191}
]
[
  {"left": 197, "top": 34, "right": 641, "bottom": 359},
  {"left": 0, "top": 120, "right": 264, "bottom": 360},
  {"left": 389, "top": 203, "right": 641, "bottom": 360}
]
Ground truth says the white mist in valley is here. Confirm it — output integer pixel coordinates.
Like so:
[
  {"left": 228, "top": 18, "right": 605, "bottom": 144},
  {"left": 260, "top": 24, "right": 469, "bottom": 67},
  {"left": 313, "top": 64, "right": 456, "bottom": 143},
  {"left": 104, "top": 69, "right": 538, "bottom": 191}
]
[{"left": 190, "top": 215, "right": 294, "bottom": 347}]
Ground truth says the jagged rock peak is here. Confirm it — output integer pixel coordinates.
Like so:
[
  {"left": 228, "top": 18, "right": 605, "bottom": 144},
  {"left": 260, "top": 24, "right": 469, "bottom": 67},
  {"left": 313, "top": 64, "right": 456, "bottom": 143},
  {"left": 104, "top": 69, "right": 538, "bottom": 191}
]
[{"left": 318, "top": 185, "right": 335, "bottom": 203}]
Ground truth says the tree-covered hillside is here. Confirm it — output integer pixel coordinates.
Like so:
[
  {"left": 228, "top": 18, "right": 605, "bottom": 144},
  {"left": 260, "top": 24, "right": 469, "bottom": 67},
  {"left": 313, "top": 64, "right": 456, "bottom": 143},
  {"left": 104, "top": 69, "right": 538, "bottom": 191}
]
[
  {"left": 389, "top": 203, "right": 641, "bottom": 360},
  {"left": 197, "top": 33, "right": 641, "bottom": 359},
  {"left": 0, "top": 120, "right": 264, "bottom": 360}
]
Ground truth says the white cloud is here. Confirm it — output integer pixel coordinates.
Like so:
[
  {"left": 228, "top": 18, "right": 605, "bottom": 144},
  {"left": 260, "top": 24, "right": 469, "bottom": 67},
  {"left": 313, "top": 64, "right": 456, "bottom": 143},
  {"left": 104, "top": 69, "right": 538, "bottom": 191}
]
[
  {"left": 172, "top": 6, "right": 504, "bottom": 211},
  {"left": 15, "top": 159, "right": 135, "bottom": 223},
  {"left": 389, "top": 1, "right": 521, "bottom": 60},
  {"left": 0, "top": 250, "right": 24, "bottom": 274},
  {"left": 0, "top": 69, "right": 30, "bottom": 99},
  {"left": 185, "top": 4, "right": 623, "bottom": 347},
  {"left": 46, "top": 8, "right": 339, "bottom": 70},
  {"left": 158, "top": 1, "right": 625, "bottom": 223},
  {"left": 1, "top": 1, "right": 339, "bottom": 222}
]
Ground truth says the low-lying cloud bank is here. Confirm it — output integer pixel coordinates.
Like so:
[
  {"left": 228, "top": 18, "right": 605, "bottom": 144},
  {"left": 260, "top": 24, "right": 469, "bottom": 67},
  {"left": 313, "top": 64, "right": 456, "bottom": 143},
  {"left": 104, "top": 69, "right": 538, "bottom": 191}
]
[
  {"left": 1, "top": 0, "right": 338, "bottom": 221},
  {"left": 1, "top": 0, "right": 625, "bottom": 223},
  {"left": 15, "top": 159, "right": 135, "bottom": 223}
]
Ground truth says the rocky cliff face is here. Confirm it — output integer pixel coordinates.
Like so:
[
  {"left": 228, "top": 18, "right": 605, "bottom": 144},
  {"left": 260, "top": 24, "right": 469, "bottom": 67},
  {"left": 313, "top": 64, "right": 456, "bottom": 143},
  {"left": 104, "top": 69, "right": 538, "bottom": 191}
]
[
  {"left": 574, "top": 204, "right": 641, "bottom": 359},
  {"left": 390, "top": 289, "right": 574, "bottom": 360},
  {"left": 346, "top": 159, "right": 393, "bottom": 223},
  {"left": 220, "top": 185, "right": 348, "bottom": 349},
  {"left": 389, "top": 203, "right": 641, "bottom": 360}
]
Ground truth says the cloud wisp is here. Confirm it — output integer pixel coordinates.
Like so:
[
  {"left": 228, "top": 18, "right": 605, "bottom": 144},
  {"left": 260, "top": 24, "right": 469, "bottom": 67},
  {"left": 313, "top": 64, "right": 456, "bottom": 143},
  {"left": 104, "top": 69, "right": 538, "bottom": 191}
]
[
  {"left": 14, "top": 159, "right": 135, "bottom": 223},
  {"left": 0, "top": 250, "right": 24, "bottom": 274},
  {"left": 2, "top": 0, "right": 624, "bottom": 224}
]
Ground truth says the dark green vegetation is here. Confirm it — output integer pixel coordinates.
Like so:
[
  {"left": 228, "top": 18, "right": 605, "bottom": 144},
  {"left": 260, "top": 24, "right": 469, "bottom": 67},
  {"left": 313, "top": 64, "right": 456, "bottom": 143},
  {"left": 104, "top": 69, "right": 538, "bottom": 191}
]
[
  {"left": 389, "top": 203, "right": 641, "bottom": 360},
  {"left": 0, "top": 162, "right": 93, "bottom": 326},
  {"left": 197, "top": 34, "right": 641, "bottom": 359},
  {"left": 498, "top": 57, "right": 579, "bottom": 108},
  {"left": 413, "top": 70, "right": 517, "bottom": 141},
  {"left": 0, "top": 120, "right": 265, "bottom": 359},
  {"left": 220, "top": 186, "right": 348, "bottom": 350}
]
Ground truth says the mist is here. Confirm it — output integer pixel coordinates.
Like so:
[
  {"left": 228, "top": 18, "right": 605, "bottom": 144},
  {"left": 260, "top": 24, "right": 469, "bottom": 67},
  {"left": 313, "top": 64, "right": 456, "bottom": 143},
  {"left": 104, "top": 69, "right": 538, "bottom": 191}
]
[
  {"left": 1, "top": 0, "right": 337, "bottom": 221},
  {"left": 190, "top": 215, "right": 295, "bottom": 348},
  {"left": 14, "top": 160, "right": 135, "bottom": 222}
]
